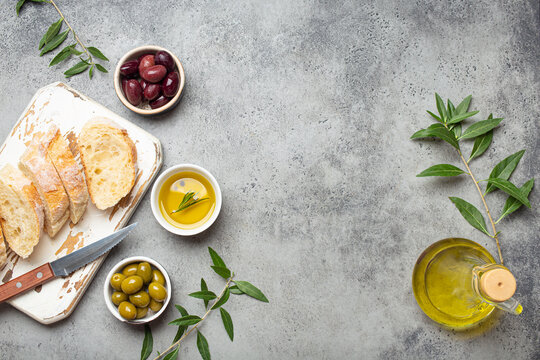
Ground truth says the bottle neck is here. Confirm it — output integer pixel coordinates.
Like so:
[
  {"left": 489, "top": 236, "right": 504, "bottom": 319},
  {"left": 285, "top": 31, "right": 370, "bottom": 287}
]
[{"left": 472, "top": 264, "right": 522, "bottom": 315}]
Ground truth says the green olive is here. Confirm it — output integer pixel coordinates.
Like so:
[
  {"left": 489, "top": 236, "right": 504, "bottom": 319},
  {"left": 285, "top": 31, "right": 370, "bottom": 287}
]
[
  {"left": 122, "top": 263, "right": 139, "bottom": 277},
  {"left": 129, "top": 290, "right": 150, "bottom": 308},
  {"left": 111, "top": 291, "right": 128, "bottom": 306},
  {"left": 121, "top": 275, "right": 144, "bottom": 294},
  {"left": 137, "top": 262, "right": 153, "bottom": 284},
  {"left": 152, "top": 269, "right": 165, "bottom": 285},
  {"left": 136, "top": 307, "right": 148, "bottom": 319},
  {"left": 148, "top": 282, "right": 167, "bottom": 302},
  {"left": 118, "top": 301, "right": 137, "bottom": 320},
  {"left": 110, "top": 273, "right": 126, "bottom": 291},
  {"left": 149, "top": 299, "right": 163, "bottom": 312}
]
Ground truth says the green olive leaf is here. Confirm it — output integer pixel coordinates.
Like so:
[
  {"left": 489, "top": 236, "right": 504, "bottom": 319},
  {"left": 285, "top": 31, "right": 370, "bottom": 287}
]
[
  {"left": 162, "top": 346, "right": 179, "bottom": 360},
  {"left": 229, "top": 285, "right": 244, "bottom": 295},
  {"left": 211, "top": 266, "right": 231, "bottom": 279},
  {"left": 447, "top": 99, "right": 455, "bottom": 119},
  {"left": 63, "top": 61, "right": 89, "bottom": 78},
  {"left": 469, "top": 130, "right": 493, "bottom": 162},
  {"left": 486, "top": 178, "right": 531, "bottom": 208},
  {"left": 411, "top": 126, "right": 460, "bottom": 149},
  {"left": 449, "top": 197, "right": 491, "bottom": 236},
  {"left": 234, "top": 281, "right": 269, "bottom": 302},
  {"left": 211, "top": 287, "right": 230, "bottom": 310},
  {"left": 140, "top": 324, "right": 153, "bottom": 360},
  {"left": 16, "top": 0, "right": 26, "bottom": 16},
  {"left": 175, "top": 304, "right": 189, "bottom": 316},
  {"left": 196, "top": 330, "right": 211, "bottom": 360},
  {"left": 189, "top": 290, "right": 217, "bottom": 301},
  {"left": 416, "top": 164, "right": 466, "bottom": 177},
  {"left": 497, "top": 179, "right": 535, "bottom": 222},
  {"left": 39, "top": 18, "right": 63, "bottom": 50},
  {"left": 450, "top": 123, "right": 462, "bottom": 138},
  {"left": 485, "top": 150, "right": 525, "bottom": 194},
  {"left": 459, "top": 117, "right": 502, "bottom": 139},
  {"left": 455, "top": 95, "right": 472, "bottom": 115},
  {"left": 95, "top": 63, "right": 108, "bottom": 73},
  {"left": 40, "top": 30, "right": 69, "bottom": 56},
  {"left": 208, "top": 247, "right": 227, "bottom": 268},
  {"left": 88, "top": 64, "right": 94, "bottom": 79},
  {"left": 168, "top": 315, "right": 202, "bottom": 326},
  {"left": 435, "top": 93, "right": 447, "bottom": 122},
  {"left": 49, "top": 44, "right": 76, "bottom": 67},
  {"left": 87, "top": 46, "right": 109, "bottom": 61},
  {"left": 426, "top": 110, "right": 443, "bottom": 123},
  {"left": 201, "top": 278, "right": 209, "bottom": 308},
  {"left": 447, "top": 110, "right": 479, "bottom": 125},
  {"left": 220, "top": 307, "right": 234, "bottom": 341}
]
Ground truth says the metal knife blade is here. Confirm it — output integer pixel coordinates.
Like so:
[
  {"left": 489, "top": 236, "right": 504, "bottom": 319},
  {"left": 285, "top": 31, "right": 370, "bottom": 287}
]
[{"left": 50, "top": 223, "right": 137, "bottom": 277}]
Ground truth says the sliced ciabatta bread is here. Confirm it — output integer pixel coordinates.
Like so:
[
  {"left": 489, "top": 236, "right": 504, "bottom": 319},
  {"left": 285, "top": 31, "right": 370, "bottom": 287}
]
[
  {"left": 0, "top": 164, "right": 44, "bottom": 258},
  {"left": 46, "top": 126, "right": 89, "bottom": 224},
  {"left": 19, "top": 130, "right": 70, "bottom": 237},
  {"left": 78, "top": 119, "right": 137, "bottom": 210},
  {"left": 0, "top": 225, "right": 7, "bottom": 268}
]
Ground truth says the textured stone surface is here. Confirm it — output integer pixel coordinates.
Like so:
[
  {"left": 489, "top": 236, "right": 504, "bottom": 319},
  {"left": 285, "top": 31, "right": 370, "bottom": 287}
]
[{"left": 0, "top": 0, "right": 538, "bottom": 359}]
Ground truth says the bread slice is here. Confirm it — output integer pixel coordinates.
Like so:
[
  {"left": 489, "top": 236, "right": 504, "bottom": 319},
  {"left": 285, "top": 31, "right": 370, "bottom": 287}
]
[
  {"left": 78, "top": 119, "right": 137, "bottom": 210},
  {"left": 0, "top": 164, "right": 44, "bottom": 258},
  {"left": 47, "top": 126, "right": 89, "bottom": 224},
  {"left": 19, "top": 131, "right": 70, "bottom": 237},
  {"left": 0, "top": 225, "right": 7, "bottom": 269}
]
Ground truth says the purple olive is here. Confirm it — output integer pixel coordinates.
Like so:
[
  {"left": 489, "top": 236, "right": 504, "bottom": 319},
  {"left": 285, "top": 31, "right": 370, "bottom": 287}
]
[
  {"left": 121, "top": 77, "right": 129, "bottom": 96},
  {"left": 137, "top": 53, "right": 154, "bottom": 65},
  {"left": 139, "top": 78, "right": 149, "bottom": 92},
  {"left": 162, "top": 71, "right": 179, "bottom": 98},
  {"left": 141, "top": 65, "right": 167, "bottom": 83},
  {"left": 120, "top": 60, "right": 139, "bottom": 77},
  {"left": 138, "top": 54, "right": 155, "bottom": 74},
  {"left": 150, "top": 95, "right": 170, "bottom": 109},
  {"left": 154, "top": 51, "right": 175, "bottom": 72},
  {"left": 124, "top": 79, "right": 142, "bottom": 106},
  {"left": 144, "top": 83, "right": 161, "bottom": 101}
]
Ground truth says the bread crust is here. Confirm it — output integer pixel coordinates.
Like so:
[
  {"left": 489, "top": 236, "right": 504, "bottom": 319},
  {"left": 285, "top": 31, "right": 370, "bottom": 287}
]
[
  {"left": 0, "top": 164, "right": 44, "bottom": 258},
  {"left": 78, "top": 119, "right": 137, "bottom": 210},
  {"left": 0, "top": 225, "right": 7, "bottom": 269},
  {"left": 47, "top": 126, "right": 89, "bottom": 224},
  {"left": 19, "top": 129, "right": 70, "bottom": 237}
]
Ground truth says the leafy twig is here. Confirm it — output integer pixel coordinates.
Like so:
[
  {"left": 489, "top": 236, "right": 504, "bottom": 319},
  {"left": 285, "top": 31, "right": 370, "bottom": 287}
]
[
  {"left": 412, "top": 94, "right": 534, "bottom": 264},
  {"left": 141, "top": 247, "right": 268, "bottom": 360},
  {"left": 171, "top": 191, "right": 209, "bottom": 213},
  {"left": 16, "top": 0, "right": 108, "bottom": 78}
]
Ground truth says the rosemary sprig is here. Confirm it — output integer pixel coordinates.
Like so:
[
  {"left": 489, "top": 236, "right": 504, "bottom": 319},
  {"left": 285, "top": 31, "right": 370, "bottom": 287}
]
[
  {"left": 171, "top": 191, "right": 209, "bottom": 214},
  {"left": 140, "top": 247, "right": 268, "bottom": 360},
  {"left": 16, "top": 0, "right": 109, "bottom": 79},
  {"left": 412, "top": 94, "right": 534, "bottom": 264}
]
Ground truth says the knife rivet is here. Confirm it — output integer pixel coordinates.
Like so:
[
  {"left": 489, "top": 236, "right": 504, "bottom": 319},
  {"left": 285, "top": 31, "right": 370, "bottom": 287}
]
[
  {"left": 36, "top": 272, "right": 43, "bottom": 279},
  {"left": 16, "top": 282, "right": 22, "bottom": 288}
]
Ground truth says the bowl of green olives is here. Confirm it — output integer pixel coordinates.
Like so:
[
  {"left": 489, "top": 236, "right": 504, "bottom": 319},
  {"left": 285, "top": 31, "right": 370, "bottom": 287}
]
[{"left": 104, "top": 256, "right": 171, "bottom": 324}]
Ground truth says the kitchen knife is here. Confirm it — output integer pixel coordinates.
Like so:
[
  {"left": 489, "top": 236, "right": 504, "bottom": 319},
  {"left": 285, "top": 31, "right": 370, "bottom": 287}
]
[{"left": 0, "top": 222, "right": 137, "bottom": 303}]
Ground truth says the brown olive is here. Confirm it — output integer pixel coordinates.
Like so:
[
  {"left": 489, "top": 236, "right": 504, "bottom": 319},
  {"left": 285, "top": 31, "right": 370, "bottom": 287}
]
[
  {"left": 121, "top": 275, "right": 144, "bottom": 295},
  {"left": 110, "top": 273, "right": 126, "bottom": 291},
  {"left": 122, "top": 264, "right": 138, "bottom": 277},
  {"left": 118, "top": 301, "right": 137, "bottom": 320},
  {"left": 129, "top": 290, "right": 150, "bottom": 308},
  {"left": 148, "top": 282, "right": 167, "bottom": 302},
  {"left": 136, "top": 307, "right": 148, "bottom": 319},
  {"left": 149, "top": 299, "right": 163, "bottom": 312},
  {"left": 111, "top": 291, "right": 128, "bottom": 306},
  {"left": 137, "top": 262, "right": 153, "bottom": 284},
  {"left": 152, "top": 269, "right": 165, "bottom": 285}
]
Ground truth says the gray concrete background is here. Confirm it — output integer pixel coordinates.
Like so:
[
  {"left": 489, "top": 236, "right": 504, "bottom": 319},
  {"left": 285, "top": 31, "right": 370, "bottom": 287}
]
[{"left": 0, "top": 0, "right": 538, "bottom": 359}]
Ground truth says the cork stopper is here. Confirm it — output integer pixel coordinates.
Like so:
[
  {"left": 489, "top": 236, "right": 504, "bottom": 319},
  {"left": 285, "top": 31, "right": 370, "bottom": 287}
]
[{"left": 480, "top": 268, "right": 517, "bottom": 302}]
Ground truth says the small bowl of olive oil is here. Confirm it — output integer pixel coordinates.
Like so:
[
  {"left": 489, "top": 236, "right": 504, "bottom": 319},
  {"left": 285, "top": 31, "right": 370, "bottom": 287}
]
[{"left": 150, "top": 164, "right": 222, "bottom": 236}]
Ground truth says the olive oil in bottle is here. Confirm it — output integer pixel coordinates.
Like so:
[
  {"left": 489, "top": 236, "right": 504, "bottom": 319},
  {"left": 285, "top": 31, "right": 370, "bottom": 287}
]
[{"left": 412, "top": 238, "right": 521, "bottom": 329}]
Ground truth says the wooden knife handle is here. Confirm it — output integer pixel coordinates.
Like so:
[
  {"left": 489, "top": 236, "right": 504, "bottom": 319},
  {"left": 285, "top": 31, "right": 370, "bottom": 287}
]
[{"left": 0, "top": 263, "right": 55, "bottom": 303}]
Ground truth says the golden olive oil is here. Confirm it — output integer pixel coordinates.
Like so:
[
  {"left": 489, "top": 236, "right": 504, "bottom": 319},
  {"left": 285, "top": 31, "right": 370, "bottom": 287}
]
[
  {"left": 412, "top": 238, "right": 496, "bottom": 329},
  {"left": 158, "top": 171, "right": 215, "bottom": 230}
]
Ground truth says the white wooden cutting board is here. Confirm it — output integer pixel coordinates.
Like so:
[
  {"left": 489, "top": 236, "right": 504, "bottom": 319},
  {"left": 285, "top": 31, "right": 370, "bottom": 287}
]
[{"left": 0, "top": 82, "right": 162, "bottom": 324}]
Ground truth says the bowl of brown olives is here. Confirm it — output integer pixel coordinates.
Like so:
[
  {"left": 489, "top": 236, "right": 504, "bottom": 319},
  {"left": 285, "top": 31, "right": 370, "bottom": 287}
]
[
  {"left": 104, "top": 256, "right": 171, "bottom": 324},
  {"left": 114, "top": 45, "right": 185, "bottom": 115}
]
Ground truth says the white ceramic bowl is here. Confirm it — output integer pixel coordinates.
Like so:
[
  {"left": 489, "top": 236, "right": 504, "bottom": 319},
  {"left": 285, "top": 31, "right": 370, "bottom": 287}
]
[
  {"left": 114, "top": 45, "right": 185, "bottom": 116},
  {"left": 103, "top": 256, "right": 172, "bottom": 324},
  {"left": 150, "top": 164, "right": 222, "bottom": 236}
]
